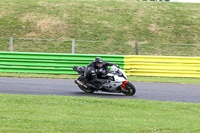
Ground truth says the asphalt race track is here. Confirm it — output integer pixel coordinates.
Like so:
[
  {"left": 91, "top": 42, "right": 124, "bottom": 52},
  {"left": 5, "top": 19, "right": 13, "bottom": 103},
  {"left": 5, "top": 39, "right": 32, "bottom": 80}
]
[{"left": 0, "top": 77, "right": 200, "bottom": 103}]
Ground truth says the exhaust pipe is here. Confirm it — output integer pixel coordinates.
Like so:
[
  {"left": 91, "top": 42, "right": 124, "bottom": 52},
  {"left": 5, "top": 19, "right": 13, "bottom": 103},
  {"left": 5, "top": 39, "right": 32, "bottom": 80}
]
[{"left": 74, "top": 80, "right": 88, "bottom": 88}]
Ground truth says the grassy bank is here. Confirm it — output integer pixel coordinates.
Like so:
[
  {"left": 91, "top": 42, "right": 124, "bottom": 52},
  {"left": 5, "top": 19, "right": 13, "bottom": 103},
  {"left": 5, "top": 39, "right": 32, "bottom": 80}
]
[
  {"left": 0, "top": 94, "right": 200, "bottom": 132},
  {"left": 0, "top": 0, "right": 200, "bottom": 55},
  {"left": 0, "top": 72, "right": 200, "bottom": 84}
]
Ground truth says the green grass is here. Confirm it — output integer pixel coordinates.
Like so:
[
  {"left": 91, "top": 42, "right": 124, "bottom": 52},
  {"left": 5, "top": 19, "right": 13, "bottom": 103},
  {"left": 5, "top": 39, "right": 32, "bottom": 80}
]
[
  {"left": 0, "top": 0, "right": 200, "bottom": 55},
  {"left": 0, "top": 94, "right": 200, "bottom": 133},
  {"left": 1, "top": 72, "right": 200, "bottom": 84}
]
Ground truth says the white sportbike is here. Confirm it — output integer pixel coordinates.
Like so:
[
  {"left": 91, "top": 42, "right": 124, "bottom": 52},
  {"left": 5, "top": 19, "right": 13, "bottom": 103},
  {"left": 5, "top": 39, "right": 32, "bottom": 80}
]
[{"left": 74, "top": 65, "right": 136, "bottom": 96}]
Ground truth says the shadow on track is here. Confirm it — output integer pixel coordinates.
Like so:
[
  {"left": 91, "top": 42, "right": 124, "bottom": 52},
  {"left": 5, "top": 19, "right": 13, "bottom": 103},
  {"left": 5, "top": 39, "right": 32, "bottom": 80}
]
[{"left": 71, "top": 91, "right": 136, "bottom": 99}]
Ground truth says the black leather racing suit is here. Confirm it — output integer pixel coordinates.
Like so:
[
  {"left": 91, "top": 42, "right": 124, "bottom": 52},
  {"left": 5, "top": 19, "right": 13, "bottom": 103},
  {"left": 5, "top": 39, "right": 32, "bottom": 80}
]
[{"left": 84, "top": 61, "right": 115, "bottom": 89}]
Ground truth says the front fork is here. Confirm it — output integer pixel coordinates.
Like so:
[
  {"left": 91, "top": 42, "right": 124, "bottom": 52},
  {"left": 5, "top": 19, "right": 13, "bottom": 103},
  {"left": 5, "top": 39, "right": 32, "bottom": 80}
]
[{"left": 121, "top": 80, "right": 128, "bottom": 90}]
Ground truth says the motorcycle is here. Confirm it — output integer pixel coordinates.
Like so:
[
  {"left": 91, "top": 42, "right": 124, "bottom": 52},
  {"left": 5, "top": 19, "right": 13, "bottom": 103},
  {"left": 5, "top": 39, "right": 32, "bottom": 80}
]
[{"left": 73, "top": 65, "right": 136, "bottom": 96}]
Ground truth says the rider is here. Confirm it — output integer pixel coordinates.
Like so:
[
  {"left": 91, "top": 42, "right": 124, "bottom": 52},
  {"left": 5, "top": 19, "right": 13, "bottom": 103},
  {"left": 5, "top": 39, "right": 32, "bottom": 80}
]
[{"left": 84, "top": 57, "right": 120, "bottom": 89}]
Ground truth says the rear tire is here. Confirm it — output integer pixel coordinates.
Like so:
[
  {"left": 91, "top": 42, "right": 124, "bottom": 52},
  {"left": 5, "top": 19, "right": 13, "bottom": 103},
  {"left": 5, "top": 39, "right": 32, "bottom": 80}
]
[
  {"left": 77, "top": 76, "right": 95, "bottom": 93},
  {"left": 121, "top": 82, "right": 136, "bottom": 96}
]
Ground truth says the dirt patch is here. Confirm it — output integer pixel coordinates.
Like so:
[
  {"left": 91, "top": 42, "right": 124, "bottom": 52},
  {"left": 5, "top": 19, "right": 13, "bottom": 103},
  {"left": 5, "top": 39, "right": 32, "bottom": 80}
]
[
  {"left": 26, "top": 32, "right": 38, "bottom": 37},
  {"left": 97, "top": 21, "right": 112, "bottom": 28},
  {"left": 138, "top": 9, "right": 144, "bottom": 17},
  {"left": 37, "top": 1, "right": 66, "bottom": 7},
  {"left": 21, "top": 13, "right": 67, "bottom": 33},
  {"left": 192, "top": 14, "right": 200, "bottom": 19},
  {"left": 37, "top": 1, "right": 50, "bottom": 7},
  {"left": 63, "top": 13, "right": 69, "bottom": 18},
  {"left": 21, "top": 13, "right": 38, "bottom": 22},
  {"left": 148, "top": 24, "right": 158, "bottom": 32},
  {"left": 123, "top": 26, "right": 129, "bottom": 30},
  {"left": 0, "top": 11, "right": 6, "bottom": 18},
  {"left": 98, "top": 21, "right": 110, "bottom": 25},
  {"left": 36, "top": 16, "right": 62, "bottom": 32},
  {"left": 127, "top": 41, "right": 136, "bottom": 47}
]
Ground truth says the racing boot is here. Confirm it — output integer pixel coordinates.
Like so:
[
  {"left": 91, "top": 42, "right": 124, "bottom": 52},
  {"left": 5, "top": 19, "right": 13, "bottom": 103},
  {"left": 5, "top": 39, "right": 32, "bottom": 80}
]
[
  {"left": 95, "top": 83, "right": 103, "bottom": 90},
  {"left": 85, "top": 83, "right": 96, "bottom": 89}
]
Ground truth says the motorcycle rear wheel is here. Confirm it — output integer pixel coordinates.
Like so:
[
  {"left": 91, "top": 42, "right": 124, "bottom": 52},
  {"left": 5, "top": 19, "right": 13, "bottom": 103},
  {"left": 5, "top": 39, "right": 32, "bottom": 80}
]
[
  {"left": 121, "top": 82, "right": 136, "bottom": 96},
  {"left": 77, "top": 76, "right": 95, "bottom": 93}
]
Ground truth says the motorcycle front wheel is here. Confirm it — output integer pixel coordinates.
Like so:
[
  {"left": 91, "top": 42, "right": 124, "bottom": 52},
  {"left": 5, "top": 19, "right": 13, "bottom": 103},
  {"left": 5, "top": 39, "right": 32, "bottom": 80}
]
[
  {"left": 77, "top": 76, "right": 95, "bottom": 93},
  {"left": 121, "top": 82, "right": 136, "bottom": 96}
]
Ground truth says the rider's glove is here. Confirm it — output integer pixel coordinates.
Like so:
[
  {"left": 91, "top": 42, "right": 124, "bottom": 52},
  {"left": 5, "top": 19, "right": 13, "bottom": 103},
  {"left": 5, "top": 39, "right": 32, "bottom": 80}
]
[{"left": 115, "top": 64, "right": 120, "bottom": 68}]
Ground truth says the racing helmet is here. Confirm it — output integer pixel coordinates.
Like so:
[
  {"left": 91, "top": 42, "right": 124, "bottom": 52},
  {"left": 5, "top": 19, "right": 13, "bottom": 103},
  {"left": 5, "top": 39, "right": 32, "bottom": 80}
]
[{"left": 94, "top": 57, "right": 103, "bottom": 68}]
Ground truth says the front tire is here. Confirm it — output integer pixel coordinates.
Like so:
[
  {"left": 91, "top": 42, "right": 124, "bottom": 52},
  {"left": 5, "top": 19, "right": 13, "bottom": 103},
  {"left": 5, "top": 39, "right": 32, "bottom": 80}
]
[
  {"left": 77, "top": 76, "right": 95, "bottom": 93},
  {"left": 121, "top": 82, "right": 136, "bottom": 96}
]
